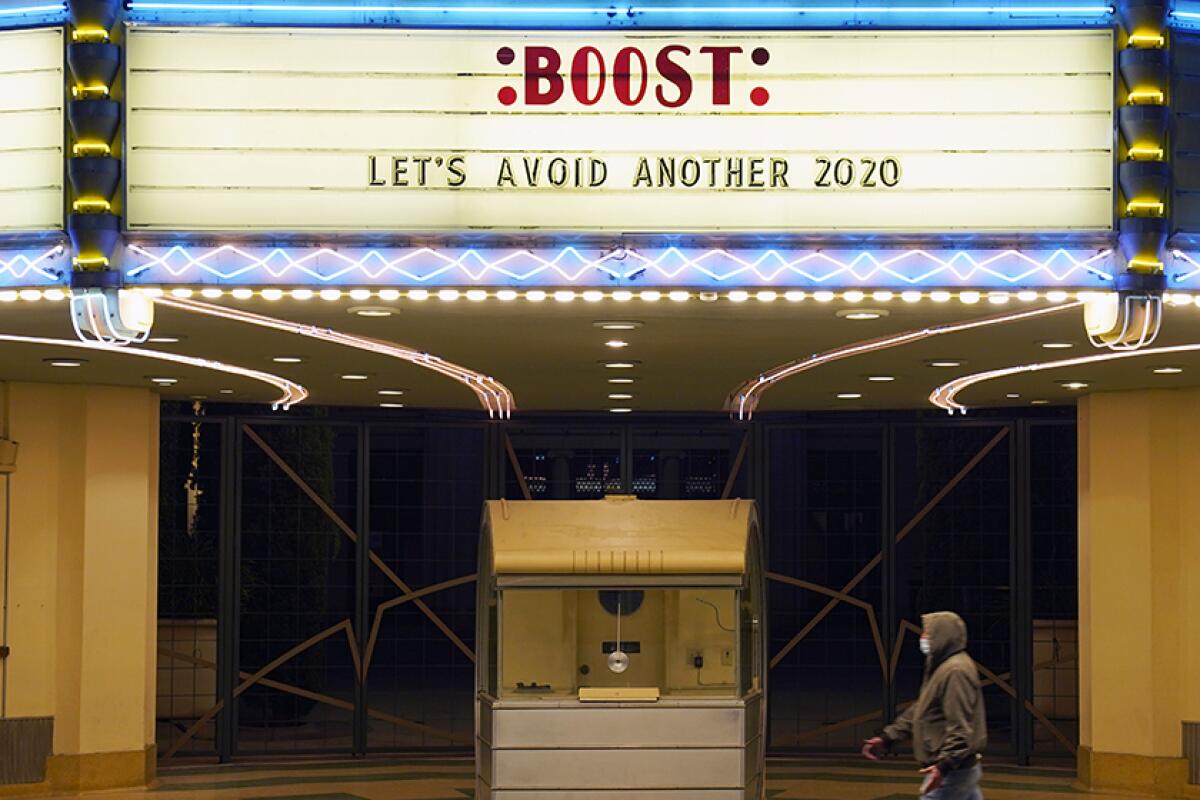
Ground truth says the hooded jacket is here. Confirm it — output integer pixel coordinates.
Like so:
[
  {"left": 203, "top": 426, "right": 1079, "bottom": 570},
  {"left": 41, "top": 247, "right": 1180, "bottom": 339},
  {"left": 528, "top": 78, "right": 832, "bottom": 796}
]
[{"left": 881, "top": 611, "right": 987, "bottom": 773}]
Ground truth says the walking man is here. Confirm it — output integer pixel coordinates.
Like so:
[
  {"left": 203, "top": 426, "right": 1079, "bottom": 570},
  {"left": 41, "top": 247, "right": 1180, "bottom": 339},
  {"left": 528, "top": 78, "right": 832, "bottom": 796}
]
[{"left": 862, "top": 611, "right": 987, "bottom": 798}]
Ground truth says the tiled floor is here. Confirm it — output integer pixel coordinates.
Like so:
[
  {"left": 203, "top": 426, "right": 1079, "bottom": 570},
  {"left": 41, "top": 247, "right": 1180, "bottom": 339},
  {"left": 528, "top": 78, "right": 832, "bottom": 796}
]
[{"left": 40, "top": 757, "right": 1152, "bottom": 800}]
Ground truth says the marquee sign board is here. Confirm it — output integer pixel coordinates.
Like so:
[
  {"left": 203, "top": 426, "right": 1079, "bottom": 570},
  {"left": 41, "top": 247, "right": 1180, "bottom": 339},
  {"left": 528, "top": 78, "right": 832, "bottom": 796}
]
[
  {"left": 0, "top": 28, "right": 63, "bottom": 234},
  {"left": 125, "top": 27, "right": 1114, "bottom": 234}
]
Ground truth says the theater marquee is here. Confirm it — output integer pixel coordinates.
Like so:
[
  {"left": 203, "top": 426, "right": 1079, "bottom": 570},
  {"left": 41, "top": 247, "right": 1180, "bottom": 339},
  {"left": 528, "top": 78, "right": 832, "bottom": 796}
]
[
  {"left": 0, "top": 28, "right": 63, "bottom": 233},
  {"left": 125, "top": 27, "right": 1113, "bottom": 234}
]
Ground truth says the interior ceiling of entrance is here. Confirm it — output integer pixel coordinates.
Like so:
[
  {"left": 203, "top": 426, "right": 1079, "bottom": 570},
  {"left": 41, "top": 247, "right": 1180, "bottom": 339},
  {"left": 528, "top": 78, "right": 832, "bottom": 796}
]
[{"left": 2, "top": 293, "right": 1200, "bottom": 413}]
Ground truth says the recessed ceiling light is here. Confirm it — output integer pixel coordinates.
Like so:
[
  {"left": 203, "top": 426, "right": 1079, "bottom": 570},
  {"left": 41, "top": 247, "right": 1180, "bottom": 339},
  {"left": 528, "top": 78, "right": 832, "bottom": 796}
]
[
  {"left": 785, "top": 291, "right": 805, "bottom": 302},
  {"left": 1031, "top": 399, "right": 1050, "bottom": 405},
  {"left": 150, "top": 377, "right": 178, "bottom": 385},
  {"left": 1046, "top": 291, "right": 1069, "bottom": 303},
  {"left": 594, "top": 320, "right": 644, "bottom": 330},
  {"left": 669, "top": 290, "right": 689, "bottom": 302},
  {"left": 843, "top": 290, "right": 865, "bottom": 303},
  {"left": 438, "top": 289, "right": 461, "bottom": 302},
  {"left": 927, "top": 359, "right": 963, "bottom": 368},
  {"left": 466, "top": 290, "right": 488, "bottom": 302},
  {"left": 44, "top": 357, "right": 85, "bottom": 367},
  {"left": 555, "top": 290, "right": 577, "bottom": 303},
  {"left": 836, "top": 393, "right": 863, "bottom": 400},
  {"left": 699, "top": 291, "right": 719, "bottom": 303},
  {"left": 497, "top": 290, "right": 518, "bottom": 302},
  {"left": 349, "top": 289, "right": 372, "bottom": 301},
  {"left": 608, "top": 393, "right": 634, "bottom": 400},
  {"left": 756, "top": 290, "right": 778, "bottom": 303},
  {"left": 379, "top": 402, "right": 405, "bottom": 409},
  {"left": 605, "top": 340, "right": 629, "bottom": 349},
  {"left": 1041, "top": 342, "right": 1074, "bottom": 350},
  {"left": 602, "top": 360, "right": 640, "bottom": 369},
  {"left": 639, "top": 291, "right": 661, "bottom": 302},
  {"left": 583, "top": 290, "right": 604, "bottom": 303},
  {"left": 609, "top": 407, "right": 633, "bottom": 413},
  {"left": 200, "top": 288, "right": 223, "bottom": 299},
  {"left": 408, "top": 289, "right": 430, "bottom": 301},
  {"left": 1152, "top": 366, "right": 1184, "bottom": 374},
  {"left": 867, "top": 375, "right": 895, "bottom": 382},
  {"left": 219, "top": 389, "right": 234, "bottom": 394},
  {"left": 930, "top": 291, "right": 952, "bottom": 303},
  {"left": 378, "top": 389, "right": 405, "bottom": 396},
  {"left": 612, "top": 290, "right": 633, "bottom": 302},
  {"left": 1006, "top": 393, "right": 1021, "bottom": 399},
  {"left": 341, "top": 374, "right": 370, "bottom": 381},
  {"left": 960, "top": 291, "right": 981, "bottom": 304},
  {"left": 837, "top": 308, "right": 888, "bottom": 321},
  {"left": 1060, "top": 381, "right": 1089, "bottom": 390},
  {"left": 349, "top": 306, "right": 393, "bottom": 317},
  {"left": 261, "top": 288, "right": 284, "bottom": 301},
  {"left": 526, "top": 290, "right": 547, "bottom": 302},
  {"left": 319, "top": 289, "right": 342, "bottom": 301},
  {"left": 813, "top": 291, "right": 835, "bottom": 303},
  {"left": 292, "top": 289, "right": 314, "bottom": 300},
  {"left": 728, "top": 291, "right": 749, "bottom": 303},
  {"left": 901, "top": 291, "right": 922, "bottom": 303},
  {"left": 148, "top": 336, "right": 181, "bottom": 343},
  {"left": 273, "top": 356, "right": 304, "bottom": 364},
  {"left": 1017, "top": 290, "right": 1038, "bottom": 302},
  {"left": 608, "top": 377, "right": 635, "bottom": 384},
  {"left": 231, "top": 288, "right": 254, "bottom": 300},
  {"left": 190, "top": 394, "right": 207, "bottom": 400}
]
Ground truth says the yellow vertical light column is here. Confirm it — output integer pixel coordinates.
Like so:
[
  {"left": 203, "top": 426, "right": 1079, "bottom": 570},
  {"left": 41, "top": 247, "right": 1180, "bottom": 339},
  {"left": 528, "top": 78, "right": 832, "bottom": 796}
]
[
  {"left": 1078, "top": 388, "right": 1199, "bottom": 797},
  {"left": 0, "top": 383, "right": 159, "bottom": 792}
]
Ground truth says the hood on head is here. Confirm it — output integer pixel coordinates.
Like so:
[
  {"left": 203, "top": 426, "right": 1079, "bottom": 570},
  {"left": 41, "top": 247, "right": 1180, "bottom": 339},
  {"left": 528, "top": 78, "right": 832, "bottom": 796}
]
[{"left": 921, "top": 611, "right": 968, "bottom": 666}]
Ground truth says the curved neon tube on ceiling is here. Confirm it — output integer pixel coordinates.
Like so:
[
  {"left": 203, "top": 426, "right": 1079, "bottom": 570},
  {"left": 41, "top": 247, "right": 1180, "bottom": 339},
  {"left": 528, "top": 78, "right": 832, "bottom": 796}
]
[
  {"left": 153, "top": 295, "right": 514, "bottom": 418},
  {"left": 726, "top": 301, "right": 1083, "bottom": 420},
  {"left": 930, "top": 342, "right": 1200, "bottom": 414},
  {"left": 0, "top": 333, "right": 307, "bottom": 409}
]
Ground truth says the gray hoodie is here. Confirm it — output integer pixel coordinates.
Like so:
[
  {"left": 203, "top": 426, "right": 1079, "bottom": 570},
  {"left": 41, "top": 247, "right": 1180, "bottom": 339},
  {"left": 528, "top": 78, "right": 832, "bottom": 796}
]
[{"left": 881, "top": 611, "right": 988, "bottom": 773}]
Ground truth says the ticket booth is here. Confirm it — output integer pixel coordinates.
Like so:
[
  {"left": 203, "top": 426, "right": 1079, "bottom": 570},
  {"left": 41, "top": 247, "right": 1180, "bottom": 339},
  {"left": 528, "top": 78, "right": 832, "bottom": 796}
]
[{"left": 476, "top": 497, "right": 766, "bottom": 799}]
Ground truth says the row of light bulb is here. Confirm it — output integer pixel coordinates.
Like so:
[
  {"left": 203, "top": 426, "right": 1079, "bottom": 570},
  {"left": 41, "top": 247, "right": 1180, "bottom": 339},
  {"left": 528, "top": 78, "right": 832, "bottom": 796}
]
[{"left": 7, "top": 287, "right": 1200, "bottom": 307}]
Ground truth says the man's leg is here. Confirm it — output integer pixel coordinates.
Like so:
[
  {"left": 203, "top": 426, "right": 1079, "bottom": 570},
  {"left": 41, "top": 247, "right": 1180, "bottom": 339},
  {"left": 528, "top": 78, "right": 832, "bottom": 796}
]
[{"left": 922, "top": 764, "right": 983, "bottom": 799}]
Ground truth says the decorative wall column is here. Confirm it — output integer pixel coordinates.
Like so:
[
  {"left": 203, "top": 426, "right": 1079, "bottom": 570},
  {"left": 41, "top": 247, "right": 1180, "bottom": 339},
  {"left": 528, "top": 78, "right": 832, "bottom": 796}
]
[
  {"left": 0, "top": 384, "right": 158, "bottom": 791},
  {"left": 1077, "top": 389, "right": 1200, "bottom": 797}
]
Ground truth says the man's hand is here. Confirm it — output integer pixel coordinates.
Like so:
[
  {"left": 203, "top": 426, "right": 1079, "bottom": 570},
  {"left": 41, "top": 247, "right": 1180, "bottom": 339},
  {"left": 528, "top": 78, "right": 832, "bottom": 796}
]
[
  {"left": 919, "top": 764, "right": 944, "bottom": 794},
  {"left": 861, "top": 737, "right": 885, "bottom": 761}
]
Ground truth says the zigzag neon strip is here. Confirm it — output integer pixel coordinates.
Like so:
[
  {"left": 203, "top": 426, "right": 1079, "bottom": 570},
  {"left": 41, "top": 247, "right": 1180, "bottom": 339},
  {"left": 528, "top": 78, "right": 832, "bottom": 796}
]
[
  {"left": 0, "top": 245, "right": 68, "bottom": 286},
  {"left": 125, "top": 245, "right": 1114, "bottom": 289},
  {"left": 1170, "top": 250, "right": 1200, "bottom": 285},
  {"left": 124, "top": 247, "right": 1113, "bottom": 291}
]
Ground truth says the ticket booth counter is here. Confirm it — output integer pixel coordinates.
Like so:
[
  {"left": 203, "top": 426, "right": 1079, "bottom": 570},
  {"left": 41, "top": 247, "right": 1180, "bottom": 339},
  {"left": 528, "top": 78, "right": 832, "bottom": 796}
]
[{"left": 476, "top": 497, "right": 766, "bottom": 800}]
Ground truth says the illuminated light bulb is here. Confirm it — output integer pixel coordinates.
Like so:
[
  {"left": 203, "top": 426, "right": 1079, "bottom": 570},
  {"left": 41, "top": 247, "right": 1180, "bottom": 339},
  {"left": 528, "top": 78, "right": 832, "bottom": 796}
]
[
  {"left": 1031, "top": 399, "right": 1050, "bottom": 405},
  {"left": 1006, "top": 393, "right": 1021, "bottom": 399},
  {"left": 1168, "top": 292, "right": 1193, "bottom": 306},
  {"left": 171, "top": 288, "right": 194, "bottom": 299},
  {"left": 608, "top": 377, "right": 635, "bottom": 384},
  {"left": 72, "top": 27, "right": 110, "bottom": 43},
  {"left": 613, "top": 290, "right": 633, "bottom": 302},
  {"left": 1046, "top": 290, "right": 1069, "bottom": 303},
  {"left": 18, "top": 289, "right": 41, "bottom": 302},
  {"left": 138, "top": 288, "right": 165, "bottom": 299},
  {"left": 231, "top": 288, "right": 254, "bottom": 300},
  {"left": 959, "top": 291, "right": 981, "bottom": 304},
  {"left": 1127, "top": 257, "right": 1164, "bottom": 272},
  {"left": 843, "top": 290, "right": 865, "bottom": 303},
  {"left": 699, "top": 291, "right": 720, "bottom": 303},
  {"left": 1061, "top": 381, "right": 1089, "bottom": 390},
  {"left": 609, "top": 407, "right": 633, "bottom": 414},
  {"left": 497, "top": 289, "right": 518, "bottom": 302},
  {"left": 526, "top": 290, "right": 547, "bottom": 303},
  {"left": 1017, "top": 290, "right": 1038, "bottom": 301},
  {"left": 639, "top": 290, "right": 662, "bottom": 302},
  {"left": 43, "top": 289, "right": 66, "bottom": 302},
  {"left": 1126, "top": 199, "right": 1165, "bottom": 215},
  {"left": 987, "top": 292, "right": 1010, "bottom": 305},
  {"left": 349, "top": 289, "right": 372, "bottom": 301},
  {"left": 466, "top": 290, "right": 488, "bottom": 302},
  {"left": 292, "top": 288, "right": 313, "bottom": 300},
  {"left": 261, "top": 288, "right": 284, "bottom": 301},
  {"left": 1194, "top": 295, "right": 1200, "bottom": 308},
  {"left": 836, "top": 393, "right": 863, "bottom": 400},
  {"left": 379, "top": 288, "right": 400, "bottom": 301},
  {"left": 813, "top": 291, "right": 835, "bottom": 303},
  {"left": 901, "top": 291, "right": 922, "bottom": 303},
  {"left": 1153, "top": 366, "right": 1184, "bottom": 374},
  {"left": 72, "top": 198, "right": 111, "bottom": 212},
  {"left": 72, "top": 141, "right": 110, "bottom": 157},
  {"left": 0, "top": 291, "right": 16, "bottom": 303},
  {"left": 1128, "top": 31, "right": 1165, "bottom": 47},
  {"left": 272, "top": 356, "right": 303, "bottom": 364},
  {"left": 378, "top": 389, "right": 405, "bottom": 396},
  {"left": 554, "top": 290, "right": 577, "bottom": 303},
  {"left": 867, "top": 375, "right": 895, "bottom": 382},
  {"left": 605, "top": 340, "right": 629, "bottom": 349},
  {"left": 379, "top": 402, "right": 405, "bottom": 409},
  {"left": 668, "top": 290, "right": 689, "bottom": 303},
  {"left": 785, "top": 291, "right": 805, "bottom": 302},
  {"left": 438, "top": 289, "right": 461, "bottom": 302},
  {"left": 729, "top": 290, "right": 749, "bottom": 303},
  {"left": 150, "top": 377, "right": 178, "bottom": 385},
  {"left": 609, "top": 393, "right": 634, "bottom": 400},
  {"left": 201, "top": 288, "right": 224, "bottom": 299},
  {"left": 930, "top": 291, "right": 952, "bottom": 303},
  {"left": 408, "top": 289, "right": 429, "bottom": 301},
  {"left": 1040, "top": 341, "right": 1074, "bottom": 350},
  {"left": 756, "top": 290, "right": 778, "bottom": 303},
  {"left": 583, "top": 290, "right": 605, "bottom": 303},
  {"left": 319, "top": 289, "right": 342, "bottom": 301},
  {"left": 872, "top": 290, "right": 894, "bottom": 302}
]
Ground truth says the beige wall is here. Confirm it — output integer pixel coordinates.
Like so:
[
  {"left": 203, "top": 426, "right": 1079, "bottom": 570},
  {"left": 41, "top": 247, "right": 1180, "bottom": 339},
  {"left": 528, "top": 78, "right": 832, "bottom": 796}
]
[
  {"left": 0, "top": 382, "right": 158, "bottom": 788},
  {"left": 1078, "top": 389, "right": 1200, "bottom": 796}
]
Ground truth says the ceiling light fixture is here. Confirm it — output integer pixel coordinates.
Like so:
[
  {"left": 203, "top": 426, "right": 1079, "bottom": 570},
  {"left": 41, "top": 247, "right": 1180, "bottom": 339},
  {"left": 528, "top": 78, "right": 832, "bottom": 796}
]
[
  {"left": 292, "top": 289, "right": 314, "bottom": 300},
  {"left": 594, "top": 320, "right": 643, "bottom": 331},
  {"left": 609, "top": 407, "right": 633, "bottom": 413},
  {"left": 555, "top": 290, "right": 577, "bottom": 303},
  {"left": 341, "top": 374, "right": 370, "bottom": 381},
  {"left": 150, "top": 377, "right": 178, "bottom": 385},
  {"left": 45, "top": 358, "right": 85, "bottom": 367},
  {"left": 232, "top": 288, "right": 254, "bottom": 300},
  {"left": 729, "top": 290, "right": 749, "bottom": 303},
  {"left": 379, "top": 289, "right": 401, "bottom": 301},
  {"left": 1152, "top": 366, "right": 1183, "bottom": 374},
  {"left": 608, "top": 377, "right": 635, "bottom": 384},
  {"left": 1060, "top": 381, "right": 1090, "bottom": 390},
  {"left": 273, "top": 356, "right": 304, "bottom": 363},
  {"left": 349, "top": 289, "right": 372, "bottom": 301},
  {"left": 669, "top": 290, "right": 689, "bottom": 302},
  {"left": 438, "top": 289, "right": 461, "bottom": 302},
  {"left": 836, "top": 392, "right": 863, "bottom": 399},
  {"left": 612, "top": 290, "right": 633, "bottom": 302},
  {"left": 219, "top": 388, "right": 234, "bottom": 394},
  {"left": 379, "top": 402, "right": 405, "bottom": 409},
  {"left": 605, "top": 340, "right": 629, "bottom": 349},
  {"left": 378, "top": 389, "right": 405, "bottom": 396},
  {"left": 867, "top": 375, "right": 895, "bottom": 382},
  {"left": 603, "top": 360, "right": 640, "bottom": 369},
  {"left": 466, "top": 290, "right": 488, "bottom": 302},
  {"left": 1017, "top": 290, "right": 1039, "bottom": 301},
  {"left": 836, "top": 308, "right": 888, "bottom": 321},
  {"left": 1040, "top": 341, "right": 1074, "bottom": 350},
  {"left": 608, "top": 393, "right": 634, "bottom": 400},
  {"left": 320, "top": 289, "right": 342, "bottom": 301},
  {"left": 497, "top": 289, "right": 518, "bottom": 301},
  {"left": 261, "top": 288, "right": 284, "bottom": 301},
  {"left": 408, "top": 289, "right": 430, "bottom": 301},
  {"left": 1006, "top": 393, "right": 1021, "bottom": 398},
  {"left": 927, "top": 359, "right": 963, "bottom": 368},
  {"left": 349, "top": 306, "right": 394, "bottom": 317},
  {"left": 147, "top": 336, "right": 180, "bottom": 343},
  {"left": 583, "top": 290, "right": 604, "bottom": 303},
  {"left": 526, "top": 290, "right": 547, "bottom": 302},
  {"left": 639, "top": 291, "right": 662, "bottom": 302}
]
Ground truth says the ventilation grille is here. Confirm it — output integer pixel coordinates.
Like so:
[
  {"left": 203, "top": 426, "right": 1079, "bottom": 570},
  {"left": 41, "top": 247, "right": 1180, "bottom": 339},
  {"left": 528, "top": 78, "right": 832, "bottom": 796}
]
[
  {"left": 1185, "top": 721, "right": 1200, "bottom": 785},
  {"left": 0, "top": 717, "right": 52, "bottom": 785}
]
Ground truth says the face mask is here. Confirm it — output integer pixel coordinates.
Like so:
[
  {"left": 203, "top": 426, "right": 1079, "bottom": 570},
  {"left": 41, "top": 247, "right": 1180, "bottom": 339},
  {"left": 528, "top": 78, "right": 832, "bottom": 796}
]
[{"left": 919, "top": 637, "right": 931, "bottom": 655}]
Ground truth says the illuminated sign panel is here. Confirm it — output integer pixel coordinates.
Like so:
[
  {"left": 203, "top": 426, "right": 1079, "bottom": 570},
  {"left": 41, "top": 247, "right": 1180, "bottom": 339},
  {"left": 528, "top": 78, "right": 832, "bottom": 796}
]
[
  {"left": 125, "top": 27, "right": 1113, "bottom": 234},
  {"left": 0, "top": 28, "right": 63, "bottom": 233}
]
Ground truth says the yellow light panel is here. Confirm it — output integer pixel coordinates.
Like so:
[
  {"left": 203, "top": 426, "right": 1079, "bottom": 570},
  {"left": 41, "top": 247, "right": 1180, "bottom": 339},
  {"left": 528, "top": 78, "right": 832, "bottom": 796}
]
[
  {"left": 1128, "top": 32, "right": 1165, "bottom": 48},
  {"left": 72, "top": 27, "right": 110, "bottom": 43},
  {"left": 1127, "top": 199, "right": 1165, "bottom": 215},
  {"left": 72, "top": 141, "right": 111, "bottom": 157},
  {"left": 72, "top": 256, "right": 110, "bottom": 268},
  {"left": 1128, "top": 257, "right": 1164, "bottom": 272},
  {"left": 72, "top": 198, "right": 111, "bottom": 213},
  {"left": 1128, "top": 89, "right": 1165, "bottom": 105},
  {"left": 72, "top": 84, "right": 110, "bottom": 99},
  {"left": 1127, "top": 145, "right": 1164, "bottom": 161}
]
